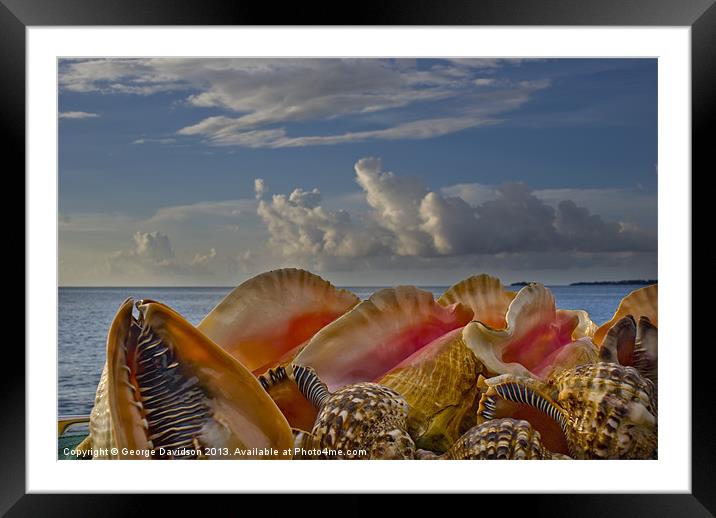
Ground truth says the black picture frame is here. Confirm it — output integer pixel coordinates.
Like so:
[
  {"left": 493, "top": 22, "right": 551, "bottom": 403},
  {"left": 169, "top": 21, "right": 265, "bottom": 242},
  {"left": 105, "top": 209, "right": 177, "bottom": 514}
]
[{"left": 9, "top": 0, "right": 707, "bottom": 514}]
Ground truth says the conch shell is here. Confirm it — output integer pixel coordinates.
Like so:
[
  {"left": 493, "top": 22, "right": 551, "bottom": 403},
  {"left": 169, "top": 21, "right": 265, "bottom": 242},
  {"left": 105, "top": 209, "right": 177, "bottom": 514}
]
[
  {"left": 437, "top": 274, "right": 516, "bottom": 329},
  {"left": 594, "top": 284, "right": 657, "bottom": 345},
  {"left": 463, "top": 283, "right": 598, "bottom": 379},
  {"left": 294, "top": 286, "right": 472, "bottom": 391},
  {"left": 599, "top": 315, "right": 658, "bottom": 387},
  {"left": 477, "top": 362, "right": 657, "bottom": 459},
  {"left": 378, "top": 328, "right": 484, "bottom": 452},
  {"left": 290, "top": 366, "right": 415, "bottom": 459},
  {"left": 198, "top": 268, "right": 359, "bottom": 374},
  {"left": 87, "top": 298, "right": 293, "bottom": 459},
  {"left": 290, "top": 286, "right": 473, "bottom": 449},
  {"left": 416, "top": 418, "right": 570, "bottom": 460}
]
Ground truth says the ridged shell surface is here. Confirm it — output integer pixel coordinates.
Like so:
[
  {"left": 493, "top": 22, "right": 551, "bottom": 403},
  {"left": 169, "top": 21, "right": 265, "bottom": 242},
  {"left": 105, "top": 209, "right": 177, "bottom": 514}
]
[
  {"left": 549, "top": 363, "right": 657, "bottom": 459},
  {"left": 300, "top": 382, "right": 415, "bottom": 459},
  {"left": 594, "top": 284, "right": 657, "bottom": 345},
  {"left": 198, "top": 268, "right": 359, "bottom": 373},
  {"left": 423, "top": 418, "right": 567, "bottom": 460},
  {"left": 378, "top": 328, "right": 483, "bottom": 452},
  {"left": 437, "top": 274, "right": 516, "bottom": 329}
]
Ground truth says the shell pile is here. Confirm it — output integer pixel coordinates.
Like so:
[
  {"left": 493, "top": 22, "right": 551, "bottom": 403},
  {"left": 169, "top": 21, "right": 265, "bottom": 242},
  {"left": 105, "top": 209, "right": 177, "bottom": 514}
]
[{"left": 78, "top": 268, "right": 657, "bottom": 460}]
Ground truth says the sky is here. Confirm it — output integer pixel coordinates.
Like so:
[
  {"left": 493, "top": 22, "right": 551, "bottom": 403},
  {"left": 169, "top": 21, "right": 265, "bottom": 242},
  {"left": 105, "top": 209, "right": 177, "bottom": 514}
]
[{"left": 58, "top": 58, "right": 657, "bottom": 287}]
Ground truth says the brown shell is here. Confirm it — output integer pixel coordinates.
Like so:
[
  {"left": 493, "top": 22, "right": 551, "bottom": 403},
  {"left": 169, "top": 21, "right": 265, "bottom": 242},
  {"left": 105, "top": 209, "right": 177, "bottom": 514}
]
[
  {"left": 378, "top": 328, "right": 484, "bottom": 452},
  {"left": 599, "top": 315, "right": 658, "bottom": 388},
  {"left": 417, "top": 418, "right": 569, "bottom": 460},
  {"left": 594, "top": 284, "right": 657, "bottom": 345},
  {"left": 89, "top": 298, "right": 293, "bottom": 459},
  {"left": 549, "top": 363, "right": 657, "bottom": 459},
  {"left": 438, "top": 274, "right": 516, "bottom": 329},
  {"left": 299, "top": 382, "right": 415, "bottom": 459}
]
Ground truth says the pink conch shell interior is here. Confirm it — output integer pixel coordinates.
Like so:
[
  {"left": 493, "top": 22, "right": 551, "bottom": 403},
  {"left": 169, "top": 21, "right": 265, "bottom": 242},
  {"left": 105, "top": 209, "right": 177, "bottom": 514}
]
[
  {"left": 198, "top": 268, "right": 359, "bottom": 374},
  {"left": 463, "top": 283, "right": 598, "bottom": 379},
  {"left": 437, "top": 274, "right": 516, "bottom": 329},
  {"left": 293, "top": 286, "right": 473, "bottom": 392}
]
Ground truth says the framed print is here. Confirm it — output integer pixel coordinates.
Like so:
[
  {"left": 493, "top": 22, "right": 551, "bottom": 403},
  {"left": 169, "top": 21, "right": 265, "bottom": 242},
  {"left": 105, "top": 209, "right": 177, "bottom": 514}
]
[{"left": 10, "top": 0, "right": 707, "bottom": 513}]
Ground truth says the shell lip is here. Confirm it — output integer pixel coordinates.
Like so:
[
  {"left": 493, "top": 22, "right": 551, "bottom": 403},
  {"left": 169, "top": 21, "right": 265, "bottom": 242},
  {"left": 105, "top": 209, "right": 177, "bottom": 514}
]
[
  {"left": 106, "top": 297, "right": 151, "bottom": 456},
  {"left": 106, "top": 298, "right": 294, "bottom": 458}
]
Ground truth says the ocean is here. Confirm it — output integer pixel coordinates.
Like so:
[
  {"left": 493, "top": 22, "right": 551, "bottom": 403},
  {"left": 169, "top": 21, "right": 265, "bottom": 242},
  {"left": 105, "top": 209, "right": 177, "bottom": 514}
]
[{"left": 58, "top": 284, "right": 647, "bottom": 416}]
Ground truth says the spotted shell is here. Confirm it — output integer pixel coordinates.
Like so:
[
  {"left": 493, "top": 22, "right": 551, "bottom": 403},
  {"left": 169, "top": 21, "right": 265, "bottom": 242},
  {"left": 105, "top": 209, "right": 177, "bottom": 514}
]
[
  {"left": 477, "top": 363, "right": 657, "bottom": 459},
  {"left": 550, "top": 363, "right": 657, "bottom": 459},
  {"left": 290, "top": 366, "right": 415, "bottom": 459},
  {"left": 378, "top": 328, "right": 484, "bottom": 452},
  {"left": 594, "top": 284, "right": 657, "bottom": 345},
  {"left": 86, "top": 298, "right": 293, "bottom": 459},
  {"left": 417, "top": 418, "right": 570, "bottom": 460},
  {"left": 437, "top": 274, "right": 516, "bottom": 329}
]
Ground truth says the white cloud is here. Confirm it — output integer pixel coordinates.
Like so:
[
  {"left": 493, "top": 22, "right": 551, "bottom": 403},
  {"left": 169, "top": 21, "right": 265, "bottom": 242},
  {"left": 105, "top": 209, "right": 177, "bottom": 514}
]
[
  {"left": 59, "top": 111, "right": 99, "bottom": 119},
  {"left": 106, "top": 231, "right": 219, "bottom": 278},
  {"left": 132, "top": 137, "right": 177, "bottom": 145},
  {"left": 191, "top": 247, "right": 217, "bottom": 266},
  {"left": 256, "top": 183, "right": 385, "bottom": 266},
  {"left": 59, "top": 58, "right": 550, "bottom": 148},
  {"left": 255, "top": 158, "right": 656, "bottom": 272},
  {"left": 354, "top": 157, "right": 429, "bottom": 256},
  {"left": 254, "top": 179, "right": 266, "bottom": 200},
  {"left": 145, "top": 199, "right": 257, "bottom": 225}
]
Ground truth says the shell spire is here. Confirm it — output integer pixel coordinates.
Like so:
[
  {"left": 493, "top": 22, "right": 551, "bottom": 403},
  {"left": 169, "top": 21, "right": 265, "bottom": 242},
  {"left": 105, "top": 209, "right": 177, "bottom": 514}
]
[
  {"left": 289, "top": 366, "right": 415, "bottom": 459},
  {"left": 417, "top": 418, "right": 571, "bottom": 460}
]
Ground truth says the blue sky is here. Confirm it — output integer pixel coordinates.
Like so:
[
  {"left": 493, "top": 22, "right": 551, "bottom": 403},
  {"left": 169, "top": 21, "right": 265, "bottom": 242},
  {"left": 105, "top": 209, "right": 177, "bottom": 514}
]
[{"left": 58, "top": 58, "right": 657, "bottom": 286}]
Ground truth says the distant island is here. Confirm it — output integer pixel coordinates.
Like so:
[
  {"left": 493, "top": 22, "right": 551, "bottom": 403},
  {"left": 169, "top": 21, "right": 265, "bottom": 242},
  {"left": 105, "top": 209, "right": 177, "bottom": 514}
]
[
  {"left": 569, "top": 280, "right": 657, "bottom": 286},
  {"left": 510, "top": 280, "right": 657, "bottom": 287}
]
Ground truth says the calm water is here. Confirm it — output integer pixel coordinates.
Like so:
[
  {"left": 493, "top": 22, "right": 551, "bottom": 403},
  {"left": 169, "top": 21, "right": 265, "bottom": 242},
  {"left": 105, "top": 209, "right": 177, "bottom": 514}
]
[{"left": 58, "top": 284, "right": 646, "bottom": 416}]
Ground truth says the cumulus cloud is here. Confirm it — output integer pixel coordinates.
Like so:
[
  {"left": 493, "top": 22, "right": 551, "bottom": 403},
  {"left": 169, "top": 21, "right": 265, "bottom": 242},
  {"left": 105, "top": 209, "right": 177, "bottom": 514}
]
[
  {"left": 256, "top": 183, "right": 385, "bottom": 266},
  {"left": 255, "top": 158, "right": 656, "bottom": 271},
  {"left": 59, "top": 58, "right": 548, "bottom": 148},
  {"left": 191, "top": 247, "right": 217, "bottom": 267},
  {"left": 443, "top": 183, "right": 658, "bottom": 233},
  {"left": 254, "top": 179, "right": 266, "bottom": 200},
  {"left": 59, "top": 111, "right": 99, "bottom": 119},
  {"left": 107, "top": 231, "right": 217, "bottom": 277}
]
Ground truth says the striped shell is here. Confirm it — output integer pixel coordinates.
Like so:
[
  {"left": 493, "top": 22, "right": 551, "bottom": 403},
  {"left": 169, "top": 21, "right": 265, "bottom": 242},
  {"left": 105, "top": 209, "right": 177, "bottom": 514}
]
[
  {"left": 550, "top": 363, "right": 657, "bottom": 459},
  {"left": 290, "top": 366, "right": 415, "bottom": 459},
  {"left": 87, "top": 298, "right": 293, "bottom": 459},
  {"left": 477, "top": 362, "right": 657, "bottom": 459},
  {"left": 417, "top": 418, "right": 570, "bottom": 460}
]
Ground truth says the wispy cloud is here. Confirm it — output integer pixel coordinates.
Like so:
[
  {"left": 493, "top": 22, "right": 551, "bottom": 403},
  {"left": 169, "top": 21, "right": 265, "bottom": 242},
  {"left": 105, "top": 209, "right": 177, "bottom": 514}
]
[
  {"left": 59, "top": 111, "right": 99, "bottom": 119},
  {"left": 132, "top": 137, "right": 177, "bottom": 145},
  {"left": 59, "top": 58, "right": 549, "bottom": 148}
]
